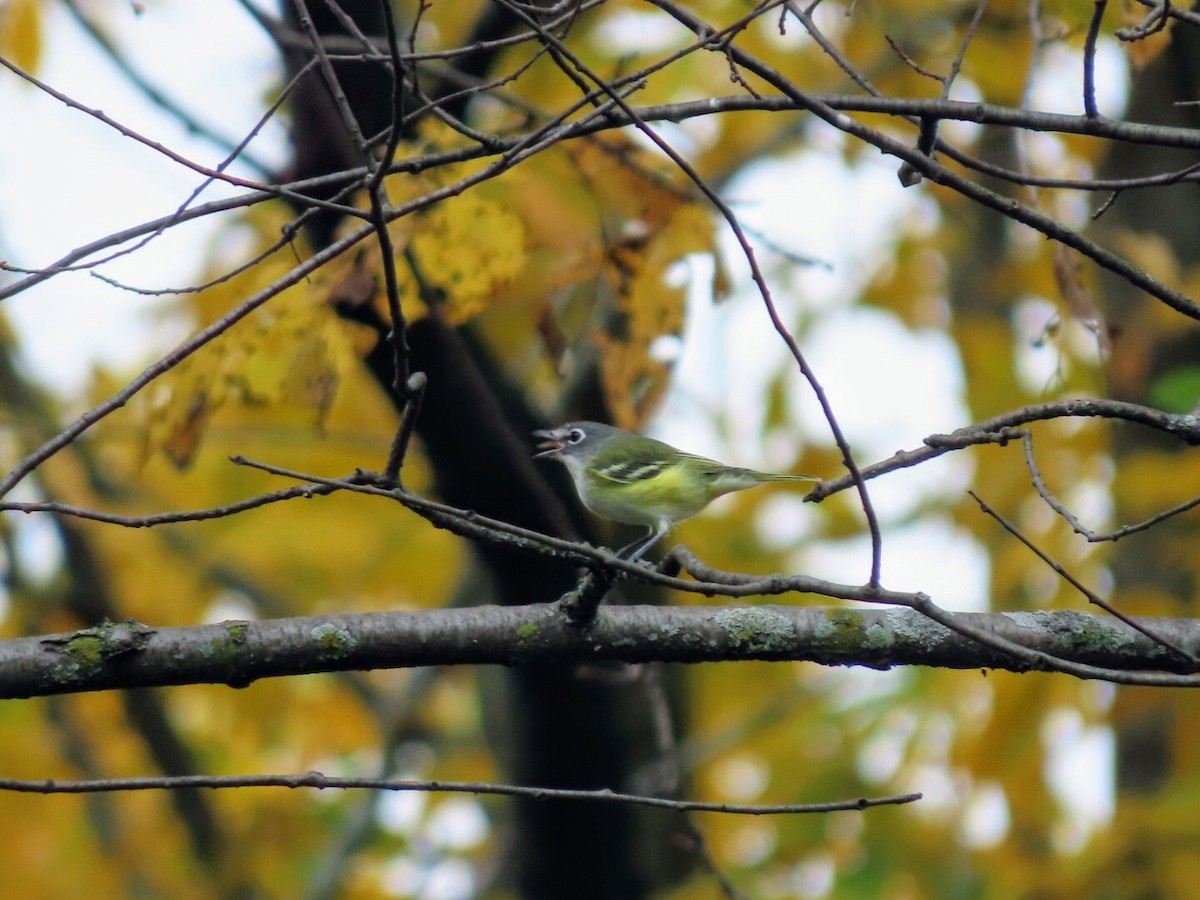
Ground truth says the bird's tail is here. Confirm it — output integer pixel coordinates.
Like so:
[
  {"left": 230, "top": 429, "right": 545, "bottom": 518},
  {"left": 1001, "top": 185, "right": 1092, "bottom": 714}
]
[
  {"left": 749, "top": 470, "right": 819, "bottom": 483},
  {"left": 712, "top": 468, "right": 819, "bottom": 491}
]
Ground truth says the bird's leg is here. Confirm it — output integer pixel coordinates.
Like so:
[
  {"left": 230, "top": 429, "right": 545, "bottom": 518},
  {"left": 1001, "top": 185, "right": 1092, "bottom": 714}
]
[{"left": 617, "top": 526, "right": 665, "bottom": 562}]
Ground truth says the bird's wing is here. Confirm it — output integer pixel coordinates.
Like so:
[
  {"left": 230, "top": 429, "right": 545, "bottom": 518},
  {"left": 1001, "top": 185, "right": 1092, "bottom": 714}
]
[
  {"left": 592, "top": 458, "right": 672, "bottom": 484},
  {"left": 675, "top": 451, "right": 727, "bottom": 477}
]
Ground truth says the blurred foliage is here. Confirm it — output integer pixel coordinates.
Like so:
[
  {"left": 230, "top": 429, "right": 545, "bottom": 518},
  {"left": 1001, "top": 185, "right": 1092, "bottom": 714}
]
[
  {"left": 3, "top": 0, "right": 1200, "bottom": 897},
  {"left": 0, "top": 0, "right": 41, "bottom": 73}
]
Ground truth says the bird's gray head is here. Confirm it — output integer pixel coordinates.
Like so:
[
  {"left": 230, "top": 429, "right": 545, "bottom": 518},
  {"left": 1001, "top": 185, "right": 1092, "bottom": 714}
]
[{"left": 532, "top": 421, "right": 617, "bottom": 465}]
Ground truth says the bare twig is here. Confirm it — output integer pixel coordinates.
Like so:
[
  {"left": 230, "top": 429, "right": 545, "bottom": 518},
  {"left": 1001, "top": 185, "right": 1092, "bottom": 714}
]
[
  {"left": 384, "top": 371, "right": 428, "bottom": 481},
  {"left": 810, "top": 399, "right": 1200, "bottom": 500},
  {"left": 1083, "top": 0, "right": 1107, "bottom": 117},
  {"left": 1019, "top": 428, "right": 1200, "bottom": 542},
  {"left": 364, "top": 0, "right": 414, "bottom": 397},
  {"left": 945, "top": 0, "right": 990, "bottom": 99},
  {"left": 61, "top": 0, "right": 275, "bottom": 177},
  {"left": 1117, "top": 0, "right": 1172, "bottom": 41},
  {"left": 0, "top": 56, "right": 314, "bottom": 207},
  {"left": 0, "top": 771, "right": 920, "bottom": 816},
  {"left": 7, "top": 91, "right": 1200, "bottom": 299},
  {"left": 970, "top": 490, "right": 1200, "bottom": 667},
  {"left": 290, "top": 0, "right": 372, "bottom": 158}
]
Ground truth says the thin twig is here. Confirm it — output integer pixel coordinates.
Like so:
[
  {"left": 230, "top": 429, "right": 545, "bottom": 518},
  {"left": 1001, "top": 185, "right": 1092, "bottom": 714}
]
[
  {"left": 290, "top": 0, "right": 371, "bottom": 158},
  {"left": 1021, "top": 429, "right": 1200, "bottom": 542},
  {"left": 786, "top": 1, "right": 882, "bottom": 95},
  {"left": 1116, "top": 0, "right": 1171, "bottom": 41},
  {"left": 7, "top": 91, "right": 1200, "bottom": 300},
  {"left": 1083, "top": 0, "right": 1107, "bottom": 117},
  {"left": 61, "top": 0, "right": 275, "bottom": 177},
  {"left": 0, "top": 56, "right": 300, "bottom": 203},
  {"left": 970, "top": 490, "right": 1200, "bottom": 667},
  {"left": 384, "top": 372, "right": 428, "bottom": 482},
  {"left": 88, "top": 56, "right": 330, "bottom": 292},
  {"left": 0, "top": 771, "right": 921, "bottom": 815},
  {"left": 810, "top": 398, "right": 1200, "bottom": 501},
  {"left": 0, "top": 482, "right": 341, "bottom": 528},
  {"left": 365, "top": 0, "right": 413, "bottom": 397},
  {"left": 944, "top": 0, "right": 990, "bottom": 101}
]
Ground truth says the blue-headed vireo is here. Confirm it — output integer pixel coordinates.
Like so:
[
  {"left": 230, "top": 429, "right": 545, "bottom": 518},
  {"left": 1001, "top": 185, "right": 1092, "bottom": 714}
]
[{"left": 533, "top": 421, "right": 818, "bottom": 560}]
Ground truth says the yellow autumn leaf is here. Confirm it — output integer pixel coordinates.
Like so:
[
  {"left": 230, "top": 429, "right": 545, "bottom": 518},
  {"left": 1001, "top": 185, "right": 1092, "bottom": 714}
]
[
  {"left": 408, "top": 186, "right": 527, "bottom": 324},
  {"left": 598, "top": 203, "right": 712, "bottom": 426},
  {"left": 0, "top": 0, "right": 41, "bottom": 74},
  {"left": 157, "top": 386, "right": 212, "bottom": 470},
  {"left": 139, "top": 281, "right": 357, "bottom": 468}
]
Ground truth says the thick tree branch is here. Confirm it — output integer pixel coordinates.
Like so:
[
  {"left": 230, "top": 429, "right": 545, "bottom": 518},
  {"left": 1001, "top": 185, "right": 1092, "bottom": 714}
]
[{"left": 4, "top": 605, "right": 1199, "bottom": 700}]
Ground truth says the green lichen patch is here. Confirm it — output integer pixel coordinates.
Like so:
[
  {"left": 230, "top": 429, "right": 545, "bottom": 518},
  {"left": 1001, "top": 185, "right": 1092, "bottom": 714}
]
[
  {"left": 310, "top": 623, "right": 358, "bottom": 660},
  {"left": 204, "top": 620, "right": 253, "bottom": 664},
  {"left": 713, "top": 608, "right": 796, "bottom": 655},
  {"left": 815, "top": 608, "right": 864, "bottom": 646},
  {"left": 58, "top": 634, "right": 107, "bottom": 676},
  {"left": 43, "top": 621, "right": 153, "bottom": 681}
]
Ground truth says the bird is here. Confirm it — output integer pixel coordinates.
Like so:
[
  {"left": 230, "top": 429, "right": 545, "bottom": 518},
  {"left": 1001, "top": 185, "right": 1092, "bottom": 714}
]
[{"left": 533, "top": 421, "right": 818, "bottom": 560}]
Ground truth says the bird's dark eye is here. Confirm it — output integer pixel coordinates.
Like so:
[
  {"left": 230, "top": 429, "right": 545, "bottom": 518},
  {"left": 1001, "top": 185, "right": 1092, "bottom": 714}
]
[{"left": 567, "top": 428, "right": 586, "bottom": 444}]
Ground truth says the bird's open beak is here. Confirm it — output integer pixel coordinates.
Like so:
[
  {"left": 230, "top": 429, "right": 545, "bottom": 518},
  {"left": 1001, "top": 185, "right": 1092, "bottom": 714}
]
[{"left": 532, "top": 429, "right": 564, "bottom": 459}]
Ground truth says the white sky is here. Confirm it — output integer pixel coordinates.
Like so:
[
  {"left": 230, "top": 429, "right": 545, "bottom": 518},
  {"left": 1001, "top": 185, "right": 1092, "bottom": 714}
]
[{"left": 0, "top": 0, "right": 284, "bottom": 395}]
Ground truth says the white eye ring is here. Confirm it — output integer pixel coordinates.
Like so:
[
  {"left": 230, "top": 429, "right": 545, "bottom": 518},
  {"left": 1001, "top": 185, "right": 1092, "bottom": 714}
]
[{"left": 567, "top": 428, "right": 586, "bottom": 444}]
